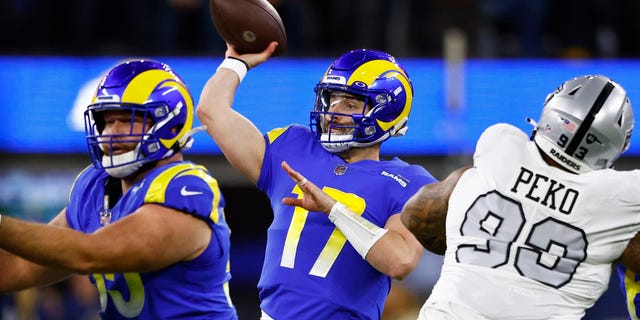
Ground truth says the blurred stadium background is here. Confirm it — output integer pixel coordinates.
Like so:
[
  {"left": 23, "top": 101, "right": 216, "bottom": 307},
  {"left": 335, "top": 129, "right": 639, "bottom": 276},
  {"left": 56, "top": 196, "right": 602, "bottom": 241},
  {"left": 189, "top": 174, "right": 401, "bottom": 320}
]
[{"left": 1, "top": 0, "right": 639, "bottom": 319}]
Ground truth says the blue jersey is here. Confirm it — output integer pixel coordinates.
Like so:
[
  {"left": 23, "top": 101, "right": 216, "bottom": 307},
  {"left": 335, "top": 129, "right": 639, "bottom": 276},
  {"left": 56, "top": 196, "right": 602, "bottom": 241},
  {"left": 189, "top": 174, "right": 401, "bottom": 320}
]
[
  {"left": 257, "top": 125, "right": 437, "bottom": 319},
  {"left": 66, "top": 161, "right": 237, "bottom": 320},
  {"left": 618, "top": 264, "right": 640, "bottom": 320}
]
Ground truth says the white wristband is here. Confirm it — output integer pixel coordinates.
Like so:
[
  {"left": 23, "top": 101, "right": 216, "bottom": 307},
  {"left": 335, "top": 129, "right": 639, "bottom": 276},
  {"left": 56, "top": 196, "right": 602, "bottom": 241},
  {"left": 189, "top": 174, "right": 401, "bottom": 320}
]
[
  {"left": 216, "top": 57, "right": 249, "bottom": 82},
  {"left": 329, "top": 202, "right": 388, "bottom": 259}
]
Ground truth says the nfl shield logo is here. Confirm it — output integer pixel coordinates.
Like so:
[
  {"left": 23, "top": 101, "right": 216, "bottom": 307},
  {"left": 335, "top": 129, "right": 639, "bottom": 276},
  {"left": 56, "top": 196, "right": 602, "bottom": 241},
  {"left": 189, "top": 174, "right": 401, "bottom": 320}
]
[
  {"left": 100, "top": 211, "right": 112, "bottom": 226},
  {"left": 334, "top": 164, "right": 348, "bottom": 176}
]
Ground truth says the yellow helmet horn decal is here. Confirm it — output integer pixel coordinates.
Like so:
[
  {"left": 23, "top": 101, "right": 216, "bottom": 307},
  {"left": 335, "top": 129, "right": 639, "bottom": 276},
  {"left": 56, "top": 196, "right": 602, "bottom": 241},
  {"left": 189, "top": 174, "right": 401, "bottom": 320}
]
[
  {"left": 347, "top": 61, "right": 413, "bottom": 131},
  {"left": 122, "top": 70, "right": 194, "bottom": 149}
]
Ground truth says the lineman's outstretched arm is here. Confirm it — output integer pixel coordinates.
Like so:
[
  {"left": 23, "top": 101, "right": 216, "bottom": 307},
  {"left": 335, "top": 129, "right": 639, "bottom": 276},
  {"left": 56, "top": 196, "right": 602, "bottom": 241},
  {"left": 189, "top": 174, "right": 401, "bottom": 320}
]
[
  {"left": 0, "top": 204, "right": 212, "bottom": 281},
  {"left": 0, "top": 209, "right": 73, "bottom": 292}
]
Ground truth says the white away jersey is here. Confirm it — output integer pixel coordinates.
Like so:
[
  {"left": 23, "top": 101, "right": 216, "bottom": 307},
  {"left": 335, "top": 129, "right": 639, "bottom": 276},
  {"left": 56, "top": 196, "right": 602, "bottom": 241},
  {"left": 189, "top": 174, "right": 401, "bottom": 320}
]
[{"left": 421, "top": 123, "right": 640, "bottom": 320}]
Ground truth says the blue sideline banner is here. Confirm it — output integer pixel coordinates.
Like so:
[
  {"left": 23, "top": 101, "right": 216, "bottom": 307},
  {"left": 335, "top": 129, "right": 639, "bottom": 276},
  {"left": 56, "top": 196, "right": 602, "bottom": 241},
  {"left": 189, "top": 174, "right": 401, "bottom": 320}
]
[{"left": 2, "top": 56, "right": 640, "bottom": 155}]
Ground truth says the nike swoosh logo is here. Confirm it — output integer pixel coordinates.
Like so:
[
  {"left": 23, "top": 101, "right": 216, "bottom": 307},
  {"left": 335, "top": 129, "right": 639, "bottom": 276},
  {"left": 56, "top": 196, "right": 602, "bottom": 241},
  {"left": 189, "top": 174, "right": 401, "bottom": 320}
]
[{"left": 180, "top": 186, "right": 203, "bottom": 196}]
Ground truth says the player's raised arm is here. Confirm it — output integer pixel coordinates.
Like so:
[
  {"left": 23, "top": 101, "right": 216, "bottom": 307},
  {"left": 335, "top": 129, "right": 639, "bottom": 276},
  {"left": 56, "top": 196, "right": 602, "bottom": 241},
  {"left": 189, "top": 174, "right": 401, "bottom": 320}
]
[{"left": 196, "top": 42, "right": 279, "bottom": 184}]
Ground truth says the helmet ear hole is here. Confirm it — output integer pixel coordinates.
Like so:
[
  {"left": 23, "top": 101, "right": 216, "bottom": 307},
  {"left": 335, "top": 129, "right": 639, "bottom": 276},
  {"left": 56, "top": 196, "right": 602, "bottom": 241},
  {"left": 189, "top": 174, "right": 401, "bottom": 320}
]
[{"left": 172, "top": 124, "right": 183, "bottom": 135}]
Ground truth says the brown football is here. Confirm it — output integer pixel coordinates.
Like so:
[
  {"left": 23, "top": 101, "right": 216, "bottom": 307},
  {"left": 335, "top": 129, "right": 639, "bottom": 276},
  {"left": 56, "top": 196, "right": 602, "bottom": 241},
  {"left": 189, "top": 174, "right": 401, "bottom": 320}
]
[{"left": 209, "top": 0, "right": 287, "bottom": 56}]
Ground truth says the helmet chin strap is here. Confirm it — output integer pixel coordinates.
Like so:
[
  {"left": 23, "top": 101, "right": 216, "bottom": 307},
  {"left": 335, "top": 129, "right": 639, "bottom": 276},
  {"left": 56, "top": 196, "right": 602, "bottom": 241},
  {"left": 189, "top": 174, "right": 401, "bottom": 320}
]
[
  {"left": 102, "top": 149, "right": 147, "bottom": 178},
  {"left": 319, "top": 132, "right": 388, "bottom": 153},
  {"left": 320, "top": 133, "right": 352, "bottom": 153},
  {"left": 98, "top": 131, "right": 150, "bottom": 178}
]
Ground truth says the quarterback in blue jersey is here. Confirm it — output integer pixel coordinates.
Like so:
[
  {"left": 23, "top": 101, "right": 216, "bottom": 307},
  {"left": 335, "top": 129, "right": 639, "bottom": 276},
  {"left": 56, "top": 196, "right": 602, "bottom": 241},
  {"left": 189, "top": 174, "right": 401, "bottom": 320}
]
[
  {"left": 197, "top": 43, "right": 436, "bottom": 319},
  {"left": 0, "top": 60, "right": 237, "bottom": 319}
]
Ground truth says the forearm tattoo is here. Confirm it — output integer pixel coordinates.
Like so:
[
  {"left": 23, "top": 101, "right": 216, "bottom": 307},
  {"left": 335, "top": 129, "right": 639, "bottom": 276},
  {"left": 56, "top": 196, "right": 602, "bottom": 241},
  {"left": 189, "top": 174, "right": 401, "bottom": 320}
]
[
  {"left": 402, "top": 184, "right": 449, "bottom": 255},
  {"left": 401, "top": 166, "right": 471, "bottom": 255}
]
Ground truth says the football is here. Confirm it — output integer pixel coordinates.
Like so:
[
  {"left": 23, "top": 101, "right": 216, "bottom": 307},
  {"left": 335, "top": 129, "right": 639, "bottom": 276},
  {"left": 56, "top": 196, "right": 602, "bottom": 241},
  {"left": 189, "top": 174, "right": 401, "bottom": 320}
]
[{"left": 209, "top": 0, "right": 287, "bottom": 56}]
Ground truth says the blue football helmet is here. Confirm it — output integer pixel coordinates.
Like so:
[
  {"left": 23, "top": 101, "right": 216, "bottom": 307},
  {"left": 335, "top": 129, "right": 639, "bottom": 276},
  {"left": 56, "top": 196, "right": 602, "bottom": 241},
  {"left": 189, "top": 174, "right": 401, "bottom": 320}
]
[
  {"left": 84, "top": 59, "right": 199, "bottom": 178},
  {"left": 310, "top": 49, "right": 414, "bottom": 152}
]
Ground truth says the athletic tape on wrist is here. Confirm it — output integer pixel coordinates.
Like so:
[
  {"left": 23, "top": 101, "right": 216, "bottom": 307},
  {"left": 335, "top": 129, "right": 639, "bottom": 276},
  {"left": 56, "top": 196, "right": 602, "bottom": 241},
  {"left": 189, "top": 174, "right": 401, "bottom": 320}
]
[
  {"left": 328, "top": 202, "right": 388, "bottom": 259},
  {"left": 217, "top": 57, "right": 248, "bottom": 82}
]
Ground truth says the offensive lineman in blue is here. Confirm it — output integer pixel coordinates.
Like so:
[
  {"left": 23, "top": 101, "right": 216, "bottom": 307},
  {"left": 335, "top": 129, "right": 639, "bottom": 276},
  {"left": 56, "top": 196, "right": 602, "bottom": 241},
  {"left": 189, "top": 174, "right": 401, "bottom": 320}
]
[
  {"left": 0, "top": 60, "right": 237, "bottom": 319},
  {"left": 197, "top": 42, "right": 437, "bottom": 319}
]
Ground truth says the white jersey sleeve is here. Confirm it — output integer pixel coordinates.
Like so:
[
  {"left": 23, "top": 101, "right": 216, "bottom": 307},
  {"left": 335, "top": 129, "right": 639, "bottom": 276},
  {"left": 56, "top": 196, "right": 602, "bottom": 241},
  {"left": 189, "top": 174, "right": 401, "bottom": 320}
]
[{"left": 420, "top": 123, "right": 640, "bottom": 320}]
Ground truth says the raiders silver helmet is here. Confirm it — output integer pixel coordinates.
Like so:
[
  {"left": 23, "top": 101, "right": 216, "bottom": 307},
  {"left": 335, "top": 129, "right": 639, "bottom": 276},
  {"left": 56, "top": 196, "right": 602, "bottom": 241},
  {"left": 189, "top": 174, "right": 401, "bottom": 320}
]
[{"left": 531, "top": 75, "right": 634, "bottom": 173}]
